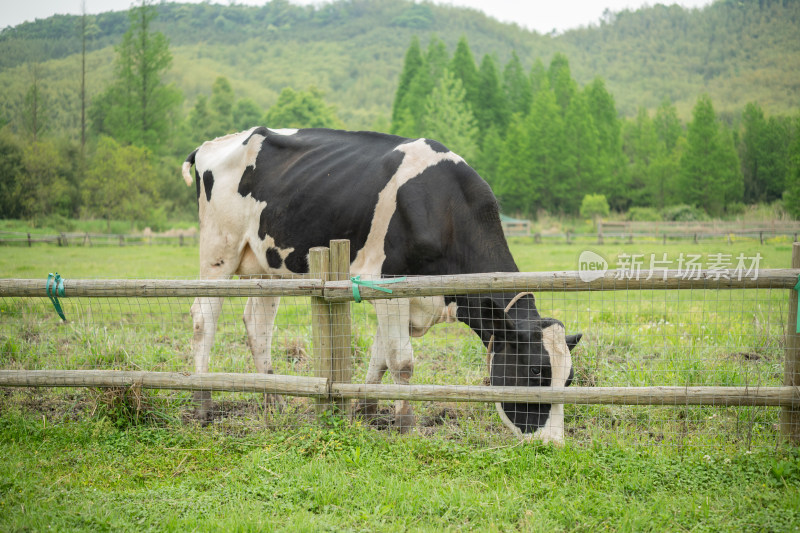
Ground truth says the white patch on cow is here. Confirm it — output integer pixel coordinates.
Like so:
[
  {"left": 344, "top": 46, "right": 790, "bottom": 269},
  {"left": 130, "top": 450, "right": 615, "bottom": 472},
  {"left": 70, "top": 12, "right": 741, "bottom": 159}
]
[
  {"left": 350, "top": 139, "right": 464, "bottom": 276},
  {"left": 193, "top": 127, "right": 296, "bottom": 277},
  {"left": 268, "top": 128, "right": 299, "bottom": 136},
  {"left": 408, "top": 297, "right": 459, "bottom": 337},
  {"left": 534, "top": 323, "right": 571, "bottom": 445},
  {"left": 490, "top": 323, "right": 571, "bottom": 445}
]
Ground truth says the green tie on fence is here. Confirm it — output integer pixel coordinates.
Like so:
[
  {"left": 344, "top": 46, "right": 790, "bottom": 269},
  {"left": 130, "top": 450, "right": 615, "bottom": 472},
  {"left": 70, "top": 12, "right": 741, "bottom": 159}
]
[
  {"left": 350, "top": 275, "right": 407, "bottom": 303},
  {"left": 46, "top": 272, "right": 66, "bottom": 322},
  {"left": 794, "top": 274, "right": 800, "bottom": 333}
]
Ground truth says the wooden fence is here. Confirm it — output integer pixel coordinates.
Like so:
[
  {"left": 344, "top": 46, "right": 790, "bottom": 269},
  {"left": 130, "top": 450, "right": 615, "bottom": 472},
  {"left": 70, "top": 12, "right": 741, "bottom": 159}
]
[
  {"left": 1, "top": 240, "right": 799, "bottom": 443},
  {"left": 0, "top": 231, "right": 198, "bottom": 247}
]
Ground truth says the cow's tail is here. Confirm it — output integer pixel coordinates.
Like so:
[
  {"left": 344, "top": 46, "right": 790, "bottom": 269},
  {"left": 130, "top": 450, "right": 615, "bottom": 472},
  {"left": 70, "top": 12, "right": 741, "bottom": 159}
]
[{"left": 181, "top": 149, "right": 198, "bottom": 186}]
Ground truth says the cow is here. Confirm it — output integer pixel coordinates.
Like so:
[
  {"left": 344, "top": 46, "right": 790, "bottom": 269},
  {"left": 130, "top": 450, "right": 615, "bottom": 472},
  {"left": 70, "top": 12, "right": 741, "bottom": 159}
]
[{"left": 181, "top": 126, "right": 582, "bottom": 444}]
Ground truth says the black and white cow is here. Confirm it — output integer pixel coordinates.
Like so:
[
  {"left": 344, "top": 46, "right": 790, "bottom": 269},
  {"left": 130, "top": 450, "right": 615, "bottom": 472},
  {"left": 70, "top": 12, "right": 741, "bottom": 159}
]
[{"left": 182, "top": 127, "right": 581, "bottom": 444}]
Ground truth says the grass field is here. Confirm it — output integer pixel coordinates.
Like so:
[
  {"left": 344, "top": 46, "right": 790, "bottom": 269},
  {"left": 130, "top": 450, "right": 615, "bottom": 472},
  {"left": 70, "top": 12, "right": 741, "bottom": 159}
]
[{"left": 1, "top": 240, "right": 799, "bottom": 531}]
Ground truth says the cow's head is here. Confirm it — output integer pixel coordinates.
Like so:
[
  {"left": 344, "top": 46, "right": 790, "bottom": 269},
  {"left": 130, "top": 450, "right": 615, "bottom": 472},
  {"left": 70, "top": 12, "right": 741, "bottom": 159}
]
[{"left": 483, "top": 296, "right": 582, "bottom": 444}]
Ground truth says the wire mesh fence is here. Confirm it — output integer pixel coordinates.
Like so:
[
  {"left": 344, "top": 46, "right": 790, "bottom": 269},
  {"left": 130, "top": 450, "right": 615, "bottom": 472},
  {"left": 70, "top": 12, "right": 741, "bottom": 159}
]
[{"left": 1, "top": 245, "right": 798, "bottom": 450}]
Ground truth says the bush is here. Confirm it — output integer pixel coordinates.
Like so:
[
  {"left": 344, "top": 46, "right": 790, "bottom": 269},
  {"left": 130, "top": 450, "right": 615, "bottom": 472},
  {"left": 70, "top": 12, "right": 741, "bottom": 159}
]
[
  {"left": 660, "top": 204, "right": 709, "bottom": 222},
  {"left": 725, "top": 202, "right": 746, "bottom": 216},
  {"left": 580, "top": 194, "right": 610, "bottom": 220},
  {"left": 626, "top": 207, "right": 661, "bottom": 222}
]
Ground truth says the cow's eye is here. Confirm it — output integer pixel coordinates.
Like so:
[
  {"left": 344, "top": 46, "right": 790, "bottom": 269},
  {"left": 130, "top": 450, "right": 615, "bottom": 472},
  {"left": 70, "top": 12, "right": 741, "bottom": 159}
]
[{"left": 530, "top": 366, "right": 541, "bottom": 376}]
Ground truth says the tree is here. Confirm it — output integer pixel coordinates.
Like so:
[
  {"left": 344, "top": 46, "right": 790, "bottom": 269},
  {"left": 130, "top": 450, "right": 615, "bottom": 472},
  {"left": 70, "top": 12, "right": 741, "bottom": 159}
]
[
  {"left": 585, "top": 78, "right": 628, "bottom": 210},
  {"left": 783, "top": 113, "right": 800, "bottom": 219},
  {"left": 580, "top": 194, "right": 610, "bottom": 227},
  {"left": 0, "top": 130, "right": 25, "bottom": 219},
  {"left": 20, "top": 66, "right": 49, "bottom": 141},
  {"left": 741, "top": 102, "right": 790, "bottom": 203},
  {"left": 17, "top": 140, "right": 74, "bottom": 224},
  {"left": 83, "top": 136, "right": 157, "bottom": 230},
  {"left": 420, "top": 69, "right": 478, "bottom": 162},
  {"left": 207, "top": 76, "right": 235, "bottom": 137},
  {"left": 391, "top": 37, "right": 425, "bottom": 135},
  {"left": 449, "top": 37, "right": 480, "bottom": 115},
  {"left": 622, "top": 107, "right": 659, "bottom": 207},
  {"left": 263, "top": 87, "right": 342, "bottom": 129},
  {"left": 91, "top": 0, "right": 181, "bottom": 152},
  {"left": 503, "top": 52, "right": 532, "bottom": 117},
  {"left": 475, "top": 54, "right": 509, "bottom": 133},
  {"left": 561, "top": 92, "right": 599, "bottom": 213},
  {"left": 679, "top": 94, "right": 743, "bottom": 216},
  {"left": 548, "top": 53, "right": 576, "bottom": 114},
  {"left": 233, "top": 98, "right": 263, "bottom": 130}
]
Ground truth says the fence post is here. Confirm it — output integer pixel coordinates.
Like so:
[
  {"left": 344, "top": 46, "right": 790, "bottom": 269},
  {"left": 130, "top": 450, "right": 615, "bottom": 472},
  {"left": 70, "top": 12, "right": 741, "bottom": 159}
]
[
  {"left": 310, "top": 247, "right": 332, "bottom": 417},
  {"left": 27, "top": 233, "right": 31, "bottom": 247},
  {"left": 329, "top": 239, "right": 353, "bottom": 416},
  {"left": 781, "top": 242, "right": 800, "bottom": 444},
  {"left": 119, "top": 235, "right": 124, "bottom": 247}
]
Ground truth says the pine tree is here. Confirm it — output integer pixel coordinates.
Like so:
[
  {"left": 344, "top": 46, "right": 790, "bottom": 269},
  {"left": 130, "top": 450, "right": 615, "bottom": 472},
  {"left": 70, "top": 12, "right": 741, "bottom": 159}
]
[
  {"left": 495, "top": 114, "right": 532, "bottom": 213},
  {"left": 548, "top": 53, "right": 576, "bottom": 114},
  {"left": 92, "top": 0, "right": 181, "bottom": 152},
  {"left": 529, "top": 59, "right": 547, "bottom": 99},
  {"left": 562, "top": 92, "right": 599, "bottom": 213},
  {"left": 783, "top": 113, "right": 800, "bottom": 219},
  {"left": 503, "top": 52, "right": 532, "bottom": 116},
  {"left": 527, "top": 80, "right": 566, "bottom": 212},
  {"left": 679, "top": 94, "right": 743, "bottom": 216},
  {"left": 420, "top": 69, "right": 478, "bottom": 163},
  {"left": 449, "top": 37, "right": 480, "bottom": 116},
  {"left": 622, "top": 107, "right": 659, "bottom": 206},
  {"left": 475, "top": 54, "right": 509, "bottom": 133},
  {"left": 391, "top": 37, "right": 425, "bottom": 135},
  {"left": 585, "top": 78, "right": 628, "bottom": 210},
  {"left": 209, "top": 76, "right": 235, "bottom": 136}
]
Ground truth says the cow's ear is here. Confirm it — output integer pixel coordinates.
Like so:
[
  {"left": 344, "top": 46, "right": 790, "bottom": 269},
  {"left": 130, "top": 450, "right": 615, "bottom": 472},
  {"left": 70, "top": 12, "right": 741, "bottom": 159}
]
[
  {"left": 482, "top": 297, "right": 517, "bottom": 341},
  {"left": 566, "top": 333, "right": 582, "bottom": 352}
]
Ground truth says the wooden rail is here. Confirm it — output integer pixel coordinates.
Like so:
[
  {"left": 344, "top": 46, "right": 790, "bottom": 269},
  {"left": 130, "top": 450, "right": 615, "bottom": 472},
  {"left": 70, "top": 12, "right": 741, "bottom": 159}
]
[
  {"left": 0, "top": 371, "right": 797, "bottom": 407},
  {"left": 2, "top": 241, "right": 799, "bottom": 444},
  {"left": 1, "top": 270, "right": 797, "bottom": 300}
]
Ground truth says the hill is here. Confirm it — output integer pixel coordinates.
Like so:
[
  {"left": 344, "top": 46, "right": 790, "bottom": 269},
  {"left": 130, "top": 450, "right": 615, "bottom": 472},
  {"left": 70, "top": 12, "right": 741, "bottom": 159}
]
[{"left": 0, "top": 0, "right": 797, "bottom": 134}]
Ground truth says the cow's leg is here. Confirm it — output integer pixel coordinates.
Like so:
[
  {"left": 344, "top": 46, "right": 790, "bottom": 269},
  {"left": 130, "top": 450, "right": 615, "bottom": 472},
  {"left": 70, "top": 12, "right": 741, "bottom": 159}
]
[
  {"left": 357, "top": 327, "right": 389, "bottom": 420},
  {"left": 371, "top": 299, "right": 415, "bottom": 433},
  {"left": 243, "top": 295, "right": 284, "bottom": 412},
  {"left": 191, "top": 295, "right": 224, "bottom": 423}
]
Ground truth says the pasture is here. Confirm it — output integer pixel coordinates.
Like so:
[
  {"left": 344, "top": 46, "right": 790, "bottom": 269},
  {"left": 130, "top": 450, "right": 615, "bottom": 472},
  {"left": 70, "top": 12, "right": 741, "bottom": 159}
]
[{"left": 1, "top": 239, "right": 799, "bottom": 530}]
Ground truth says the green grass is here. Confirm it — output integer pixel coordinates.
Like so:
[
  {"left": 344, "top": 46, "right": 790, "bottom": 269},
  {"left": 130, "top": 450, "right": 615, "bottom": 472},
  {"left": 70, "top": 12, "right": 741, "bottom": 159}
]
[{"left": 1, "top": 241, "right": 798, "bottom": 530}]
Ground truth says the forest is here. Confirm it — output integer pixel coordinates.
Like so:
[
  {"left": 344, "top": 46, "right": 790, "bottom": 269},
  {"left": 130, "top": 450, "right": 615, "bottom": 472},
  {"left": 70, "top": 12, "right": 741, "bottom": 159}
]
[{"left": 0, "top": 0, "right": 798, "bottom": 227}]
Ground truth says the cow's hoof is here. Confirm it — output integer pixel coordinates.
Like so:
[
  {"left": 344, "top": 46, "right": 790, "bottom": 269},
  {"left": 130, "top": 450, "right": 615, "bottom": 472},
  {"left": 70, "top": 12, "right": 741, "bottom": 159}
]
[
  {"left": 263, "top": 393, "right": 286, "bottom": 414},
  {"left": 354, "top": 399, "right": 379, "bottom": 418},
  {"left": 192, "top": 390, "right": 213, "bottom": 426},
  {"left": 394, "top": 412, "right": 416, "bottom": 434}
]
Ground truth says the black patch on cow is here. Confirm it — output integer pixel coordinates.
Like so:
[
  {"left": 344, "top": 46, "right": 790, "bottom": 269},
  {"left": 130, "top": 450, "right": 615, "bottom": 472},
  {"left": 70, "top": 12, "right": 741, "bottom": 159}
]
[
  {"left": 203, "top": 170, "right": 215, "bottom": 201},
  {"left": 284, "top": 251, "right": 308, "bottom": 274},
  {"left": 383, "top": 160, "right": 516, "bottom": 275},
  {"left": 238, "top": 165, "right": 258, "bottom": 198},
  {"left": 500, "top": 402, "right": 552, "bottom": 433},
  {"left": 232, "top": 129, "right": 411, "bottom": 273},
  {"left": 424, "top": 139, "right": 450, "bottom": 154},
  {"left": 266, "top": 247, "right": 282, "bottom": 269},
  {"left": 194, "top": 170, "right": 201, "bottom": 204},
  {"left": 258, "top": 207, "right": 269, "bottom": 240}
]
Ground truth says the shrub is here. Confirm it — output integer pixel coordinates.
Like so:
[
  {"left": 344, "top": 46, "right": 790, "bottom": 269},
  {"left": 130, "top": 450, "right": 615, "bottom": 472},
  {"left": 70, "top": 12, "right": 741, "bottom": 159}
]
[
  {"left": 627, "top": 207, "right": 661, "bottom": 222},
  {"left": 660, "top": 204, "right": 709, "bottom": 222},
  {"left": 580, "top": 194, "right": 610, "bottom": 221}
]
